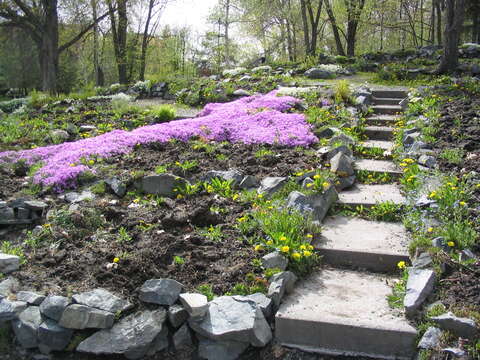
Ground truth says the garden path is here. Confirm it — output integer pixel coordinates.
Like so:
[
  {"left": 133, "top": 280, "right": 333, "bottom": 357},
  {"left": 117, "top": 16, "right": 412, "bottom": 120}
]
[{"left": 275, "top": 88, "right": 418, "bottom": 359}]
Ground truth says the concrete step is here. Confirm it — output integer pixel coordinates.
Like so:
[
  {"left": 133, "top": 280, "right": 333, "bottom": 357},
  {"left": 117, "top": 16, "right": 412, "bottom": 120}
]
[
  {"left": 364, "top": 126, "right": 394, "bottom": 141},
  {"left": 359, "top": 140, "right": 395, "bottom": 151},
  {"left": 355, "top": 159, "right": 402, "bottom": 176},
  {"left": 373, "top": 97, "right": 402, "bottom": 106},
  {"left": 371, "top": 89, "right": 407, "bottom": 99},
  {"left": 338, "top": 184, "right": 406, "bottom": 207},
  {"left": 314, "top": 216, "right": 409, "bottom": 272},
  {"left": 365, "top": 114, "right": 400, "bottom": 126},
  {"left": 276, "top": 268, "right": 417, "bottom": 359},
  {"left": 372, "top": 105, "right": 403, "bottom": 115}
]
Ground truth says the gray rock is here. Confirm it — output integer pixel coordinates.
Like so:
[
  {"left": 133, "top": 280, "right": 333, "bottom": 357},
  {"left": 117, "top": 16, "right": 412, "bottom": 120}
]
[
  {"left": 189, "top": 296, "right": 272, "bottom": 347},
  {"left": 355, "top": 95, "right": 370, "bottom": 106},
  {"left": 39, "top": 296, "right": 71, "bottom": 321},
  {"left": 139, "top": 278, "right": 183, "bottom": 305},
  {"left": 0, "top": 206, "right": 15, "bottom": 223},
  {"left": 38, "top": 319, "right": 73, "bottom": 351},
  {"left": 179, "top": 293, "right": 209, "bottom": 318},
  {"left": 0, "top": 298, "right": 28, "bottom": 321},
  {"left": 315, "top": 127, "right": 339, "bottom": 139},
  {"left": 105, "top": 178, "right": 127, "bottom": 197},
  {"left": 431, "top": 237, "right": 451, "bottom": 252},
  {"left": 403, "top": 132, "right": 421, "bottom": 146},
  {"left": 335, "top": 175, "right": 356, "bottom": 191},
  {"left": 0, "top": 253, "right": 20, "bottom": 274},
  {"left": 16, "top": 291, "right": 46, "bottom": 306},
  {"left": 418, "top": 155, "right": 436, "bottom": 169},
  {"left": 251, "top": 65, "right": 272, "bottom": 73},
  {"left": 459, "top": 249, "right": 477, "bottom": 262},
  {"left": 404, "top": 268, "right": 436, "bottom": 316},
  {"left": 268, "top": 271, "right": 298, "bottom": 309},
  {"left": 222, "top": 68, "right": 247, "bottom": 77},
  {"left": 286, "top": 187, "right": 338, "bottom": 222},
  {"left": 261, "top": 252, "right": 288, "bottom": 271},
  {"left": 326, "top": 145, "right": 353, "bottom": 161},
  {"left": 239, "top": 176, "right": 259, "bottom": 190},
  {"left": 136, "top": 173, "right": 189, "bottom": 197},
  {"left": 203, "top": 169, "right": 244, "bottom": 188},
  {"left": 77, "top": 309, "right": 167, "bottom": 360},
  {"left": 413, "top": 252, "right": 433, "bottom": 269},
  {"left": 168, "top": 304, "right": 188, "bottom": 328},
  {"left": 418, "top": 327, "right": 442, "bottom": 350},
  {"left": 257, "top": 177, "right": 288, "bottom": 197},
  {"left": 12, "top": 306, "right": 42, "bottom": 348},
  {"left": 79, "top": 125, "right": 97, "bottom": 132},
  {"left": 72, "top": 288, "right": 132, "bottom": 313},
  {"left": 234, "top": 293, "right": 273, "bottom": 319},
  {"left": 145, "top": 326, "right": 169, "bottom": 356},
  {"left": 233, "top": 89, "right": 251, "bottom": 97},
  {"left": 173, "top": 323, "right": 193, "bottom": 350},
  {"left": 301, "top": 177, "right": 314, "bottom": 189},
  {"left": 50, "top": 129, "right": 70, "bottom": 142},
  {"left": 329, "top": 133, "right": 355, "bottom": 146},
  {"left": 330, "top": 152, "right": 354, "bottom": 177},
  {"left": 198, "top": 337, "right": 249, "bottom": 360},
  {"left": 64, "top": 190, "right": 95, "bottom": 204},
  {"left": 23, "top": 201, "right": 48, "bottom": 211},
  {"left": 0, "top": 277, "right": 19, "bottom": 297},
  {"left": 442, "top": 348, "right": 466, "bottom": 357},
  {"left": 431, "top": 312, "right": 478, "bottom": 339},
  {"left": 304, "top": 68, "right": 334, "bottom": 79},
  {"left": 239, "top": 75, "right": 252, "bottom": 82},
  {"left": 59, "top": 304, "right": 115, "bottom": 329}
]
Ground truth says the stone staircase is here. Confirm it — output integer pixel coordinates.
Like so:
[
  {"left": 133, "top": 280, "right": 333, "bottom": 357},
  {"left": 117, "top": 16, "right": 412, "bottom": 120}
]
[{"left": 275, "top": 89, "right": 418, "bottom": 359}]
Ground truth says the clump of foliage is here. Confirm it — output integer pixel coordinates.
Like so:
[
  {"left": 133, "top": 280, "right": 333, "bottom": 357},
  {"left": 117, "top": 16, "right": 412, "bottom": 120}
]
[{"left": 149, "top": 105, "right": 176, "bottom": 123}]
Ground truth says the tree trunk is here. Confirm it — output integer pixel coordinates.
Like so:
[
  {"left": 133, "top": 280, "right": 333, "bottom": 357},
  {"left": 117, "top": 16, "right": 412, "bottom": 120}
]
[
  {"left": 109, "top": 0, "right": 129, "bottom": 84},
  {"left": 300, "top": 0, "right": 311, "bottom": 56},
  {"left": 139, "top": 0, "right": 154, "bottom": 81},
  {"left": 325, "top": 0, "right": 345, "bottom": 56},
  {"left": 345, "top": 0, "right": 366, "bottom": 57},
  {"left": 436, "top": 0, "right": 442, "bottom": 45},
  {"left": 40, "top": 1, "right": 59, "bottom": 93},
  {"left": 472, "top": 2, "right": 480, "bottom": 43},
  {"left": 438, "top": 0, "right": 465, "bottom": 73},
  {"left": 91, "top": 0, "right": 101, "bottom": 85},
  {"left": 224, "top": 0, "right": 231, "bottom": 66}
]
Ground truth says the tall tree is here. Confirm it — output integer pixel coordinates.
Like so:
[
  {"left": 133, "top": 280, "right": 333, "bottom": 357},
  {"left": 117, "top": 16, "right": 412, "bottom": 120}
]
[
  {"left": 438, "top": 0, "right": 465, "bottom": 73},
  {"left": 324, "top": 0, "right": 345, "bottom": 56},
  {"left": 300, "top": 0, "right": 323, "bottom": 57},
  {"left": 107, "top": 0, "right": 129, "bottom": 84},
  {"left": 344, "top": 0, "right": 366, "bottom": 56},
  {"left": 0, "top": 0, "right": 107, "bottom": 93}
]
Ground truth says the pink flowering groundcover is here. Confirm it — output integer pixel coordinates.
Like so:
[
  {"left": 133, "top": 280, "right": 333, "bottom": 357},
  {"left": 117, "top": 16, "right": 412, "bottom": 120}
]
[{"left": 0, "top": 91, "right": 317, "bottom": 191}]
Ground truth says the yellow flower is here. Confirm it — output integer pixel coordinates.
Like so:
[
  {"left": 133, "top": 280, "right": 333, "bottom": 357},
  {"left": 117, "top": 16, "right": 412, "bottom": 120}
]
[
  {"left": 237, "top": 217, "right": 246, "bottom": 223},
  {"left": 281, "top": 246, "right": 290, "bottom": 253},
  {"left": 397, "top": 261, "right": 406, "bottom": 270},
  {"left": 295, "top": 172, "right": 304, "bottom": 177},
  {"left": 447, "top": 241, "right": 455, "bottom": 247},
  {"left": 399, "top": 162, "right": 408, "bottom": 167},
  {"left": 303, "top": 250, "right": 312, "bottom": 257},
  {"left": 254, "top": 245, "right": 263, "bottom": 252},
  {"left": 428, "top": 191, "right": 437, "bottom": 199},
  {"left": 232, "top": 194, "right": 239, "bottom": 201},
  {"left": 43, "top": 223, "right": 51, "bottom": 228},
  {"left": 257, "top": 194, "right": 263, "bottom": 199},
  {"left": 307, "top": 244, "right": 314, "bottom": 251},
  {"left": 69, "top": 163, "right": 75, "bottom": 167},
  {"left": 292, "top": 252, "right": 301, "bottom": 260},
  {"left": 459, "top": 201, "right": 466, "bottom": 206},
  {"left": 133, "top": 198, "right": 140, "bottom": 203},
  {"left": 476, "top": 184, "right": 480, "bottom": 188},
  {"left": 451, "top": 187, "right": 457, "bottom": 190},
  {"left": 306, "top": 183, "right": 313, "bottom": 188},
  {"left": 266, "top": 240, "right": 273, "bottom": 246},
  {"left": 279, "top": 236, "right": 287, "bottom": 242},
  {"left": 322, "top": 182, "right": 330, "bottom": 189},
  {"left": 427, "top": 227, "right": 434, "bottom": 233},
  {"left": 306, "top": 234, "right": 313, "bottom": 239},
  {"left": 113, "top": 257, "right": 120, "bottom": 263},
  {"left": 313, "top": 174, "right": 321, "bottom": 180},
  {"left": 299, "top": 245, "right": 307, "bottom": 251},
  {"left": 176, "top": 194, "right": 184, "bottom": 200}
]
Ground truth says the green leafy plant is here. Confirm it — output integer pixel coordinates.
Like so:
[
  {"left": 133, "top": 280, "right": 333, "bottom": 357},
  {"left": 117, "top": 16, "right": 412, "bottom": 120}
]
[
  {"left": 1, "top": 241, "right": 25, "bottom": 263},
  {"left": 198, "top": 225, "right": 223, "bottom": 242},
  {"left": 154, "top": 164, "right": 169, "bottom": 174},
  {"left": 117, "top": 227, "right": 133, "bottom": 243},
  {"left": 196, "top": 284, "right": 215, "bottom": 301},
  {"left": 334, "top": 80, "right": 352, "bottom": 104},
  {"left": 254, "top": 148, "right": 274, "bottom": 158},
  {"left": 149, "top": 105, "right": 176, "bottom": 122},
  {"left": 174, "top": 160, "right": 198, "bottom": 174},
  {"left": 173, "top": 256, "right": 185, "bottom": 265},
  {"left": 204, "top": 177, "right": 235, "bottom": 198},
  {"left": 439, "top": 148, "right": 464, "bottom": 165}
]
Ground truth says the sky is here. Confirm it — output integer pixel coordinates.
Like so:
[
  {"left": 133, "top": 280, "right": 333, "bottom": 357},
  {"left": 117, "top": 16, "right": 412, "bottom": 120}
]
[{"left": 161, "top": 0, "right": 218, "bottom": 35}]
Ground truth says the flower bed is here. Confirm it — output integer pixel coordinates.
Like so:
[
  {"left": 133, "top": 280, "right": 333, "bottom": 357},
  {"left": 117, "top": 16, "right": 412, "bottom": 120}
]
[{"left": 0, "top": 91, "right": 316, "bottom": 191}]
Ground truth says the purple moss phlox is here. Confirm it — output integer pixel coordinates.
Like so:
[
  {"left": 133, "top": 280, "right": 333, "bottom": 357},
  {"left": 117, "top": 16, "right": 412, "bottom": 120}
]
[{"left": 0, "top": 91, "right": 317, "bottom": 191}]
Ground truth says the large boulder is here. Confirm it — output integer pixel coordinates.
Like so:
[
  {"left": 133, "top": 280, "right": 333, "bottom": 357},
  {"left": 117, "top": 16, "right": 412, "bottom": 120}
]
[
  {"left": 0, "top": 253, "right": 20, "bottom": 274},
  {"left": 12, "top": 306, "right": 42, "bottom": 348},
  {"left": 139, "top": 278, "right": 183, "bottom": 306},
  {"left": 286, "top": 187, "right": 338, "bottom": 222},
  {"left": 179, "top": 293, "right": 209, "bottom": 318},
  {"left": 304, "top": 68, "right": 335, "bottom": 79},
  {"left": 72, "top": 288, "right": 132, "bottom": 313},
  {"left": 39, "top": 296, "right": 70, "bottom": 322},
  {"left": 38, "top": 319, "right": 74, "bottom": 351},
  {"left": 257, "top": 177, "right": 288, "bottom": 197},
  {"left": 77, "top": 309, "right": 167, "bottom": 360},
  {"left": 431, "top": 312, "right": 478, "bottom": 339},
  {"left": 136, "top": 173, "right": 189, "bottom": 197},
  {"left": 59, "top": 304, "right": 115, "bottom": 329},
  {"left": 0, "top": 298, "right": 27, "bottom": 321},
  {"left": 404, "top": 268, "right": 435, "bottom": 316},
  {"left": 189, "top": 296, "right": 272, "bottom": 347}
]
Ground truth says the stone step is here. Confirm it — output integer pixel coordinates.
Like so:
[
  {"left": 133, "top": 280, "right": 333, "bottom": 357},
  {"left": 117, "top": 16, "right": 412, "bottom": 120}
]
[
  {"left": 275, "top": 268, "right": 417, "bottom": 359},
  {"left": 314, "top": 216, "right": 409, "bottom": 272},
  {"left": 360, "top": 140, "right": 394, "bottom": 151},
  {"left": 355, "top": 158, "right": 402, "bottom": 176},
  {"left": 365, "top": 115, "right": 400, "bottom": 126},
  {"left": 373, "top": 97, "right": 402, "bottom": 106},
  {"left": 371, "top": 89, "right": 407, "bottom": 99},
  {"left": 364, "top": 125, "right": 394, "bottom": 141},
  {"left": 372, "top": 105, "right": 403, "bottom": 115},
  {"left": 338, "top": 184, "right": 406, "bottom": 207}
]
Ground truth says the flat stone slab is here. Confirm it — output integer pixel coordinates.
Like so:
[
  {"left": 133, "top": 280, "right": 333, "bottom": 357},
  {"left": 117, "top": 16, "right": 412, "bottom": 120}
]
[
  {"left": 314, "top": 216, "right": 409, "bottom": 272},
  {"left": 372, "top": 105, "right": 403, "bottom": 115},
  {"left": 373, "top": 98, "right": 402, "bottom": 106},
  {"left": 338, "top": 184, "right": 405, "bottom": 207},
  {"left": 364, "top": 126, "right": 394, "bottom": 141},
  {"left": 371, "top": 89, "right": 408, "bottom": 99},
  {"left": 275, "top": 269, "right": 417, "bottom": 359},
  {"left": 365, "top": 115, "right": 401, "bottom": 126},
  {"left": 360, "top": 140, "right": 394, "bottom": 151},
  {"left": 355, "top": 159, "right": 402, "bottom": 175}
]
